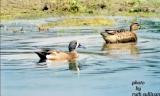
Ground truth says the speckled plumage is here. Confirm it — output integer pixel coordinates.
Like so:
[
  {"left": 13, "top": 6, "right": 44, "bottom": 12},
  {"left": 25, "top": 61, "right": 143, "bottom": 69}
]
[{"left": 101, "top": 23, "right": 140, "bottom": 43}]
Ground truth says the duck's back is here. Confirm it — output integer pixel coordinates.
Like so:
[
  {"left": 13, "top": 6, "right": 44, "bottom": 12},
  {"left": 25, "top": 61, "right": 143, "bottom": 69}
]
[
  {"left": 46, "top": 50, "right": 78, "bottom": 60},
  {"left": 46, "top": 51, "right": 69, "bottom": 60},
  {"left": 115, "top": 31, "right": 137, "bottom": 43}
]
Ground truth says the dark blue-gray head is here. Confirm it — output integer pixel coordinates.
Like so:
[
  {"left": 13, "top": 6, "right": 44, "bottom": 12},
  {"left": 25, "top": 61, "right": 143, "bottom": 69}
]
[{"left": 68, "top": 40, "right": 85, "bottom": 52}]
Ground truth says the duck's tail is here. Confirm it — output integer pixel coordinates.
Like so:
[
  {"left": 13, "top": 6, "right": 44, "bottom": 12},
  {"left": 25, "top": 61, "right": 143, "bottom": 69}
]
[
  {"left": 35, "top": 48, "right": 50, "bottom": 61},
  {"left": 100, "top": 32, "right": 108, "bottom": 37},
  {"left": 101, "top": 30, "right": 115, "bottom": 36}
]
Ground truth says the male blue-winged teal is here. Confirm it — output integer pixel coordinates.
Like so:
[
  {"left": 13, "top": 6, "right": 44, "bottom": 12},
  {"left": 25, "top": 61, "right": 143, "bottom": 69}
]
[
  {"left": 100, "top": 23, "right": 140, "bottom": 43},
  {"left": 35, "top": 40, "right": 85, "bottom": 61}
]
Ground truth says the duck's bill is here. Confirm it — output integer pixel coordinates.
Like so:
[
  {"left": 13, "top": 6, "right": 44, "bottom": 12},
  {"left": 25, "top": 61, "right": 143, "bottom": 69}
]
[
  {"left": 78, "top": 44, "right": 86, "bottom": 49},
  {"left": 138, "top": 25, "right": 141, "bottom": 29}
]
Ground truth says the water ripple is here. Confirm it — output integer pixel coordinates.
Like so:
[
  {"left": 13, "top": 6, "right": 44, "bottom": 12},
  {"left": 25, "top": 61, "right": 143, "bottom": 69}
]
[{"left": 1, "top": 17, "right": 160, "bottom": 96}]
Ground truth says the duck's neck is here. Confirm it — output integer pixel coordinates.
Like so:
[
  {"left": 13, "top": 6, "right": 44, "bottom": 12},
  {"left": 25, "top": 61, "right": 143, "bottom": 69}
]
[
  {"left": 69, "top": 50, "right": 79, "bottom": 58},
  {"left": 130, "top": 26, "right": 137, "bottom": 32},
  {"left": 130, "top": 27, "right": 137, "bottom": 33},
  {"left": 130, "top": 27, "right": 133, "bottom": 31},
  {"left": 70, "top": 50, "right": 78, "bottom": 55}
]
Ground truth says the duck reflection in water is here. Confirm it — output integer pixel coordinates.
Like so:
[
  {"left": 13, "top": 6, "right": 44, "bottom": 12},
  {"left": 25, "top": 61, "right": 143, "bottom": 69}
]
[
  {"left": 101, "top": 42, "right": 139, "bottom": 56},
  {"left": 37, "top": 59, "right": 80, "bottom": 72},
  {"left": 68, "top": 59, "right": 80, "bottom": 72}
]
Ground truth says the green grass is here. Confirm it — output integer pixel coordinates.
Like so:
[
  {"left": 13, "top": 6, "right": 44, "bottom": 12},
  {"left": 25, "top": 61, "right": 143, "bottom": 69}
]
[{"left": 38, "top": 17, "right": 114, "bottom": 28}]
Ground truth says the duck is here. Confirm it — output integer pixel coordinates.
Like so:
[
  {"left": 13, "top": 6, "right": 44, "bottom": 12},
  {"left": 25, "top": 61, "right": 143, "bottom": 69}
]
[
  {"left": 35, "top": 40, "right": 85, "bottom": 61},
  {"left": 37, "top": 25, "right": 49, "bottom": 32},
  {"left": 100, "top": 23, "right": 140, "bottom": 43}
]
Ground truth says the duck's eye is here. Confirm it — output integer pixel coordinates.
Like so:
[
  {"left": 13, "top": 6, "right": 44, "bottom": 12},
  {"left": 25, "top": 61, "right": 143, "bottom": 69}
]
[{"left": 75, "top": 42, "right": 77, "bottom": 45}]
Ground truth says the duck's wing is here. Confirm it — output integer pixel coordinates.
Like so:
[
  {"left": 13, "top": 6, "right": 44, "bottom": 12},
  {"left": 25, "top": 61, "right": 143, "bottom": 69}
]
[
  {"left": 47, "top": 50, "right": 61, "bottom": 55},
  {"left": 117, "top": 29, "right": 126, "bottom": 32},
  {"left": 46, "top": 50, "right": 70, "bottom": 60},
  {"left": 105, "top": 30, "right": 117, "bottom": 35}
]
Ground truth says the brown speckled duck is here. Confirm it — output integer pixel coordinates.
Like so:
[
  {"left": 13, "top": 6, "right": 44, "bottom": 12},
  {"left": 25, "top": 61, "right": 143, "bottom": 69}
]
[
  {"left": 35, "top": 40, "right": 85, "bottom": 61},
  {"left": 100, "top": 23, "right": 140, "bottom": 43}
]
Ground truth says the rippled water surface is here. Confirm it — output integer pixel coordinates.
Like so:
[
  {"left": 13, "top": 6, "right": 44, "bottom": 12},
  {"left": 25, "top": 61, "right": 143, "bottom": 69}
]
[{"left": 1, "top": 17, "right": 160, "bottom": 96}]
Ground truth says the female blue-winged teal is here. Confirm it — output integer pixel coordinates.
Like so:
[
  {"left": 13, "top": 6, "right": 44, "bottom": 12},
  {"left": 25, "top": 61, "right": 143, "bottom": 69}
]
[
  {"left": 100, "top": 23, "right": 140, "bottom": 43},
  {"left": 35, "top": 40, "right": 85, "bottom": 61}
]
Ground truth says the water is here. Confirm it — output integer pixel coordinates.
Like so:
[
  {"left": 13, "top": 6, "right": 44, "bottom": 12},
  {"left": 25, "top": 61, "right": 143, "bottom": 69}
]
[{"left": 1, "top": 17, "right": 160, "bottom": 96}]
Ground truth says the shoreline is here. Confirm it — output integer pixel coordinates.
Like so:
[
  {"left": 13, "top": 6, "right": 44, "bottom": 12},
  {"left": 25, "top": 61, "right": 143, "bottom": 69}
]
[
  {"left": 1, "top": 16, "right": 160, "bottom": 31},
  {"left": 1, "top": 12, "right": 160, "bottom": 21}
]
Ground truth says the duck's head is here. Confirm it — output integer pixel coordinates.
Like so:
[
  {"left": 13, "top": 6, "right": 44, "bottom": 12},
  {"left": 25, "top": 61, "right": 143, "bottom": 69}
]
[
  {"left": 68, "top": 40, "right": 85, "bottom": 52},
  {"left": 130, "top": 23, "right": 140, "bottom": 31}
]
